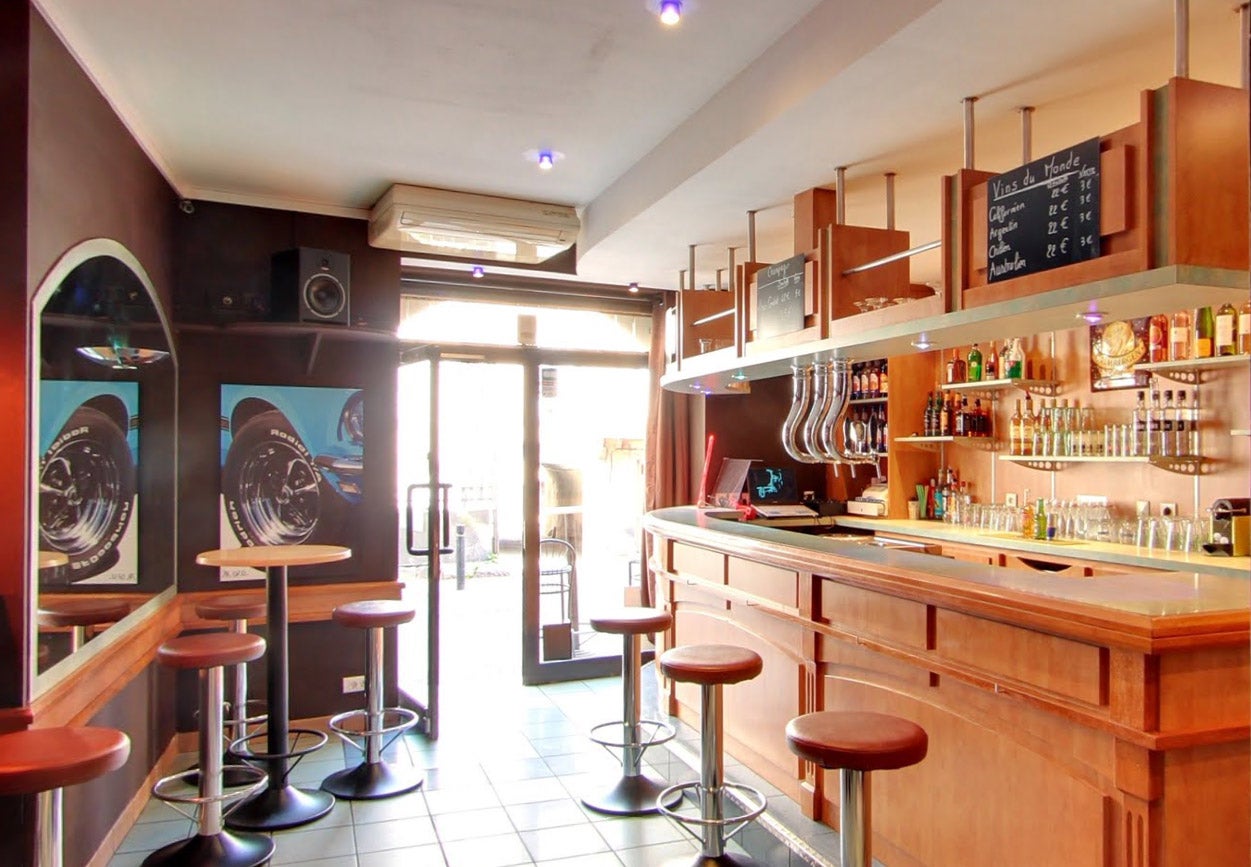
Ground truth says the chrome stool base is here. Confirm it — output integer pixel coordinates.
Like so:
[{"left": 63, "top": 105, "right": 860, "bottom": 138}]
[
  {"left": 581, "top": 770, "right": 681, "bottom": 815},
  {"left": 141, "top": 830, "right": 274, "bottom": 867},
  {"left": 321, "top": 759, "right": 422, "bottom": 800},
  {"left": 662, "top": 853, "right": 764, "bottom": 867},
  {"left": 225, "top": 784, "right": 334, "bottom": 831}
]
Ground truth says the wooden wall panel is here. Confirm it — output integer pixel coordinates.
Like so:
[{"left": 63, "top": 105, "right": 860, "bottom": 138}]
[{"left": 818, "top": 581, "right": 928, "bottom": 650}]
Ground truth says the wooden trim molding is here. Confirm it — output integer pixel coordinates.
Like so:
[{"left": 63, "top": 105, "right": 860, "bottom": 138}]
[{"left": 86, "top": 734, "right": 183, "bottom": 867}]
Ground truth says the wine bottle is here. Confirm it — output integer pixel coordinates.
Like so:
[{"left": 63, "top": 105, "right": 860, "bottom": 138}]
[
  {"left": 1240, "top": 299, "right": 1251, "bottom": 355},
  {"left": 967, "top": 343, "right": 983, "bottom": 381},
  {"left": 1194, "top": 306, "right": 1214, "bottom": 359},
  {"left": 1170, "top": 309, "right": 1192, "bottom": 360},
  {"left": 1215, "top": 302, "right": 1237, "bottom": 356},
  {"left": 1148, "top": 313, "right": 1169, "bottom": 363}
]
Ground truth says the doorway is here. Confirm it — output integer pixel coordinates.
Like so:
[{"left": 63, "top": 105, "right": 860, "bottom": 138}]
[{"left": 396, "top": 300, "right": 651, "bottom": 735}]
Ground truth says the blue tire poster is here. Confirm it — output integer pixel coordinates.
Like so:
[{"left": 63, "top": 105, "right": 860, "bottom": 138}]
[
  {"left": 218, "top": 384, "right": 364, "bottom": 581},
  {"left": 38, "top": 380, "right": 139, "bottom": 585}
]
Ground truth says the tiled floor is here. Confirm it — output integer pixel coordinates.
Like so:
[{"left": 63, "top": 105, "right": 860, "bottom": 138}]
[{"left": 107, "top": 671, "right": 846, "bottom": 866}]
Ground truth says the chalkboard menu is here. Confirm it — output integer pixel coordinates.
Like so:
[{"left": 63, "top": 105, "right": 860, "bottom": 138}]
[
  {"left": 756, "top": 253, "right": 806, "bottom": 339},
  {"left": 986, "top": 137, "right": 1101, "bottom": 283}
]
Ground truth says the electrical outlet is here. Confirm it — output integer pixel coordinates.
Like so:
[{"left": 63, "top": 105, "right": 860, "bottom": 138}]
[
  {"left": 342, "top": 675, "right": 365, "bottom": 694},
  {"left": 1160, "top": 501, "right": 1178, "bottom": 517},
  {"left": 1005, "top": 493, "right": 1018, "bottom": 508},
  {"left": 1135, "top": 500, "right": 1150, "bottom": 518}
]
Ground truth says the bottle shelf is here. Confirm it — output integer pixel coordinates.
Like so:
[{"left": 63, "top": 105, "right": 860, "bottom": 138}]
[
  {"left": 939, "top": 377, "right": 1059, "bottom": 397},
  {"left": 1233, "top": 429, "right": 1251, "bottom": 437},
  {"left": 848, "top": 396, "right": 888, "bottom": 405},
  {"left": 1132, "top": 353, "right": 1249, "bottom": 383},
  {"left": 896, "top": 435, "right": 997, "bottom": 452},
  {"left": 997, "top": 454, "right": 1205, "bottom": 474}
]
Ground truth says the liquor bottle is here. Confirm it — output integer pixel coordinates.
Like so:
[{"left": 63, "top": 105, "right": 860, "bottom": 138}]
[
  {"left": 1149, "top": 389, "right": 1164, "bottom": 456},
  {"left": 977, "top": 399, "right": 990, "bottom": 437},
  {"left": 1194, "top": 306, "right": 1215, "bottom": 359},
  {"left": 1215, "top": 302, "right": 1238, "bottom": 356},
  {"left": 868, "top": 362, "right": 880, "bottom": 398},
  {"left": 879, "top": 361, "right": 889, "bottom": 397},
  {"left": 1148, "top": 312, "right": 1169, "bottom": 363},
  {"left": 1022, "top": 496, "right": 1035, "bottom": 540},
  {"left": 1034, "top": 498, "right": 1047, "bottom": 541},
  {"left": 1240, "top": 299, "right": 1251, "bottom": 355},
  {"left": 1079, "top": 405, "right": 1095, "bottom": 457},
  {"left": 1056, "top": 398, "right": 1070, "bottom": 456},
  {"left": 967, "top": 343, "right": 983, "bottom": 382},
  {"left": 946, "top": 350, "right": 966, "bottom": 384},
  {"left": 938, "top": 394, "right": 950, "bottom": 437},
  {"left": 1010, "top": 399, "right": 1023, "bottom": 455},
  {"left": 1132, "top": 390, "right": 1148, "bottom": 457},
  {"left": 954, "top": 397, "right": 968, "bottom": 437},
  {"left": 923, "top": 392, "right": 934, "bottom": 437},
  {"left": 851, "top": 364, "right": 863, "bottom": 400},
  {"left": 1021, "top": 392, "right": 1036, "bottom": 456},
  {"left": 1188, "top": 389, "right": 1200, "bottom": 456},
  {"left": 1005, "top": 338, "right": 1025, "bottom": 379},
  {"left": 1174, "top": 391, "right": 1189, "bottom": 456},
  {"left": 1160, "top": 390, "right": 1175, "bottom": 456},
  {"left": 984, "top": 347, "right": 998, "bottom": 380},
  {"left": 878, "top": 406, "right": 889, "bottom": 452},
  {"left": 1170, "top": 309, "right": 1192, "bottom": 361}
]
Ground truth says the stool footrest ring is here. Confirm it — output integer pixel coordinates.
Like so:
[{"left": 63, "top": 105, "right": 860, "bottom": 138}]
[
  {"left": 588, "top": 718, "right": 676, "bottom": 752},
  {"left": 326, "top": 707, "right": 418, "bottom": 754},
  {"left": 151, "top": 764, "right": 268, "bottom": 824},
  {"left": 656, "top": 780, "right": 767, "bottom": 846},
  {"left": 224, "top": 699, "right": 269, "bottom": 731},
  {"left": 228, "top": 727, "right": 328, "bottom": 786}
]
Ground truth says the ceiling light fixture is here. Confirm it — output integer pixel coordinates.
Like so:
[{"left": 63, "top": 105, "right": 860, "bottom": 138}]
[
  {"left": 537, "top": 151, "right": 555, "bottom": 171},
  {"left": 731, "top": 370, "right": 747, "bottom": 381},
  {"left": 627, "top": 282, "right": 639, "bottom": 293},
  {"left": 910, "top": 334, "right": 933, "bottom": 351},
  {"left": 659, "top": 0, "right": 682, "bottom": 25},
  {"left": 524, "top": 148, "right": 564, "bottom": 171},
  {"left": 472, "top": 265, "right": 485, "bottom": 279},
  {"left": 1077, "top": 308, "right": 1107, "bottom": 325},
  {"left": 76, "top": 333, "right": 169, "bottom": 370}
]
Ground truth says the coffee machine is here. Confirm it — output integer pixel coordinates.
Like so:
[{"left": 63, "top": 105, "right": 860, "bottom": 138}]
[{"left": 1209, "top": 497, "right": 1250, "bottom": 556}]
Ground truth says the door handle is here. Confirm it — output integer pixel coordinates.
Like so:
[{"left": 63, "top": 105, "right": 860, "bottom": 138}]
[{"left": 406, "top": 483, "right": 454, "bottom": 556}]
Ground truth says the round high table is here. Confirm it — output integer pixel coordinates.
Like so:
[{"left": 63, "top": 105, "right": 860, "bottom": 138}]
[{"left": 195, "top": 544, "right": 351, "bottom": 831}]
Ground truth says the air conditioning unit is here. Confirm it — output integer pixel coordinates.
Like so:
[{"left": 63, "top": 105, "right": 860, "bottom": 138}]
[{"left": 368, "top": 184, "right": 580, "bottom": 265}]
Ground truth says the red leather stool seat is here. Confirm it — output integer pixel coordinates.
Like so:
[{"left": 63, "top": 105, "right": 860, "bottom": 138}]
[
  {"left": 590, "top": 607, "right": 671, "bottom": 635},
  {"left": 0, "top": 726, "right": 130, "bottom": 796},
  {"left": 660, "top": 643, "right": 763, "bottom": 686},
  {"left": 36, "top": 598, "right": 130, "bottom": 629},
  {"left": 333, "top": 600, "right": 415, "bottom": 630},
  {"left": 785, "top": 711, "right": 928, "bottom": 772},
  {"left": 196, "top": 594, "right": 267, "bottom": 623},
  {"left": 158, "top": 633, "right": 266, "bottom": 670}
]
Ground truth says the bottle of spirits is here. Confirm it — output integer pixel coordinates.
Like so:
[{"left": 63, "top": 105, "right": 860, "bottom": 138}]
[
  {"left": 1034, "top": 498, "right": 1047, "bottom": 541},
  {"left": 1160, "top": 390, "right": 1175, "bottom": 456},
  {"left": 923, "top": 392, "right": 934, "bottom": 437},
  {"left": 1240, "top": 299, "right": 1251, "bottom": 355},
  {"left": 973, "top": 398, "right": 988, "bottom": 437},
  {"left": 868, "top": 362, "right": 881, "bottom": 397},
  {"left": 1215, "top": 302, "right": 1238, "bottom": 356},
  {"left": 1194, "top": 306, "right": 1215, "bottom": 359},
  {"left": 851, "top": 364, "right": 863, "bottom": 400},
  {"left": 1170, "top": 309, "right": 1192, "bottom": 361},
  {"left": 938, "top": 394, "right": 950, "bottom": 437},
  {"left": 1174, "top": 391, "right": 1189, "bottom": 456},
  {"left": 1149, "top": 389, "right": 1164, "bottom": 456},
  {"left": 954, "top": 397, "right": 968, "bottom": 437},
  {"left": 879, "top": 361, "right": 889, "bottom": 397},
  {"left": 1022, "top": 392, "right": 1036, "bottom": 456},
  {"left": 1132, "top": 390, "right": 1148, "bottom": 456},
  {"left": 1010, "top": 399, "right": 1023, "bottom": 455},
  {"left": 1188, "top": 389, "right": 1200, "bottom": 456},
  {"left": 1005, "top": 338, "right": 1025, "bottom": 379},
  {"left": 984, "top": 347, "right": 998, "bottom": 380},
  {"left": 967, "top": 343, "right": 983, "bottom": 381},
  {"left": 1022, "top": 496, "right": 1035, "bottom": 540},
  {"left": 1148, "top": 312, "right": 1169, "bottom": 363},
  {"left": 946, "top": 350, "right": 966, "bottom": 384}
]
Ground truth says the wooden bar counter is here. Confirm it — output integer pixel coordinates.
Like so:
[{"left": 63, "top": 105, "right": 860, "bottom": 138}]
[{"left": 644, "top": 507, "right": 1250, "bottom": 867}]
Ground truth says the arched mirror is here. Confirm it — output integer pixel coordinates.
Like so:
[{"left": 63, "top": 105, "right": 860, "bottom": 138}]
[{"left": 28, "top": 239, "right": 177, "bottom": 698}]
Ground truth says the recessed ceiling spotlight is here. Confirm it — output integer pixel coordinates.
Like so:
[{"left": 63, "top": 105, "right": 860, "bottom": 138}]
[
  {"left": 627, "top": 282, "right": 639, "bottom": 293},
  {"left": 472, "top": 265, "right": 485, "bottom": 279},
  {"left": 910, "top": 334, "right": 933, "bottom": 351},
  {"left": 524, "top": 148, "right": 564, "bottom": 170},
  {"left": 1077, "top": 309, "right": 1107, "bottom": 324},
  {"left": 731, "top": 370, "right": 747, "bottom": 381},
  {"left": 659, "top": 0, "right": 682, "bottom": 25}
]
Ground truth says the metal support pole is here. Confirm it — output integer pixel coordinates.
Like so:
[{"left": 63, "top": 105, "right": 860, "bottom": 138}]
[
  {"left": 36, "top": 788, "right": 62, "bottom": 867},
  {"left": 747, "top": 211, "right": 757, "bottom": 262},
  {"left": 620, "top": 633, "right": 642, "bottom": 776},
  {"left": 1019, "top": 106, "right": 1034, "bottom": 164},
  {"left": 679, "top": 269, "right": 686, "bottom": 292},
  {"left": 1175, "top": 0, "right": 1190, "bottom": 78},
  {"left": 727, "top": 247, "right": 738, "bottom": 292},
  {"left": 698, "top": 683, "right": 725, "bottom": 857},
  {"left": 69, "top": 625, "right": 85, "bottom": 653},
  {"left": 689, "top": 244, "right": 697, "bottom": 291},
  {"left": 834, "top": 166, "right": 847, "bottom": 225},
  {"left": 839, "top": 768, "right": 867, "bottom": 867},
  {"left": 232, "top": 618, "right": 250, "bottom": 741},
  {"left": 962, "top": 97, "right": 977, "bottom": 170},
  {"left": 455, "top": 524, "right": 466, "bottom": 591},
  {"left": 200, "top": 665, "right": 225, "bottom": 835},
  {"left": 366, "top": 626, "right": 384, "bottom": 764},
  {"left": 884, "top": 172, "right": 896, "bottom": 230}
]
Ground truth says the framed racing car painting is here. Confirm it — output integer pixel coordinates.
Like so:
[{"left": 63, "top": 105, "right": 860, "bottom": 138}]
[
  {"left": 218, "top": 384, "right": 364, "bottom": 581},
  {"left": 38, "top": 380, "right": 140, "bottom": 585}
]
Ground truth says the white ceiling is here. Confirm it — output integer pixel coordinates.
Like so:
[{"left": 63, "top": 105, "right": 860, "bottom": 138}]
[{"left": 35, "top": 0, "right": 1245, "bottom": 291}]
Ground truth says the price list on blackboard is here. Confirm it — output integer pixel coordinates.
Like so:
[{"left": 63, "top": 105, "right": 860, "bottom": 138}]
[
  {"left": 756, "top": 253, "right": 806, "bottom": 339},
  {"left": 986, "top": 137, "right": 1101, "bottom": 283}
]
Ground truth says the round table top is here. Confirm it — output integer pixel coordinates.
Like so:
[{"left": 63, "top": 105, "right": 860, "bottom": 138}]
[
  {"left": 0, "top": 726, "right": 130, "bottom": 795},
  {"left": 37, "top": 551, "right": 69, "bottom": 569},
  {"left": 196, "top": 545, "right": 351, "bottom": 569},
  {"left": 38, "top": 598, "right": 132, "bottom": 628}
]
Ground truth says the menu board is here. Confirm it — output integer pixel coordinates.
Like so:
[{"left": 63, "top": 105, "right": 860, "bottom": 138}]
[
  {"left": 987, "top": 137, "right": 1101, "bottom": 283},
  {"left": 756, "top": 253, "right": 806, "bottom": 339}
]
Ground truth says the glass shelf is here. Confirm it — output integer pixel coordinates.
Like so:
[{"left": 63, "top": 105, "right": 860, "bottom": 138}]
[
  {"left": 895, "top": 435, "right": 997, "bottom": 452},
  {"left": 939, "top": 377, "right": 1059, "bottom": 397},
  {"left": 1132, "top": 353, "right": 1249, "bottom": 384},
  {"left": 1233, "top": 429, "right": 1250, "bottom": 437},
  {"left": 997, "top": 454, "right": 1204, "bottom": 474},
  {"left": 848, "top": 396, "right": 888, "bottom": 405}
]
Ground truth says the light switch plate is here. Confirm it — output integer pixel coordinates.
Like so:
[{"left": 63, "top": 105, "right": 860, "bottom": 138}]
[
  {"left": 1005, "top": 493, "right": 1018, "bottom": 508},
  {"left": 1160, "top": 502, "right": 1178, "bottom": 517},
  {"left": 1136, "top": 500, "right": 1150, "bottom": 517}
]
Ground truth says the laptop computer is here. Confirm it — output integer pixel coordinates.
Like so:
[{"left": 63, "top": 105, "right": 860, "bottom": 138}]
[{"left": 746, "top": 467, "right": 817, "bottom": 518}]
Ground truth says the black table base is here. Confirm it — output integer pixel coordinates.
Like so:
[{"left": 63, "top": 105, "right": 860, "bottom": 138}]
[{"left": 224, "top": 784, "right": 334, "bottom": 832}]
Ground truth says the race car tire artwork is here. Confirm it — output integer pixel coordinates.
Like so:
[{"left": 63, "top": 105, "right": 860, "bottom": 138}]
[
  {"left": 39, "top": 405, "right": 135, "bottom": 580},
  {"left": 223, "top": 409, "right": 343, "bottom": 546}
]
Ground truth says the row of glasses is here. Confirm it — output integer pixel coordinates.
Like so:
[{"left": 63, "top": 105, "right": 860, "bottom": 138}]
[{"left": 1129, "top": 515, "right": 1207, "bottom": 553}]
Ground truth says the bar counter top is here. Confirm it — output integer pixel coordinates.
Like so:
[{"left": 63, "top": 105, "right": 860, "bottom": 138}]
[{"left": 646, "top": 507, "right": 1249, "bottom": 630}]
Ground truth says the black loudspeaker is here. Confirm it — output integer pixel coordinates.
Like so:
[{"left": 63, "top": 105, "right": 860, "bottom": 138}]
[{"left": 271, "top": 247, "right": 351, "bottom": 325}]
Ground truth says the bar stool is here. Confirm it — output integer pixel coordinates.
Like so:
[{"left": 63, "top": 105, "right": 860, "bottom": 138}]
[
  {"left": 0, "top": 725, "right": 129, "bottom": 866},
  {"left": 581, "top": 607, "right": 679, "bottom": 815},
  {"left": 785, "top": 711, "right": 928, "bottom": 867},
  {"left": 657, "top": 644, "right": 768, "bottom": 866},
  {"left": 37, "top": 598, "right": 130, "bottom": 652},
  {"left": 195, "top": 595, "right": 268, "bottom": 748},
  {"left": 322, "top": 600, "right": 421, "bottom": 799},
  {"left": 147, "top": 633, "right": 272, "bottom": 867}
]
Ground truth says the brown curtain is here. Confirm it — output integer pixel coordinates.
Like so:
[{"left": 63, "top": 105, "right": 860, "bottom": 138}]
[{"left": 641, "top": 301, "right": 691, "bottom": 606}]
